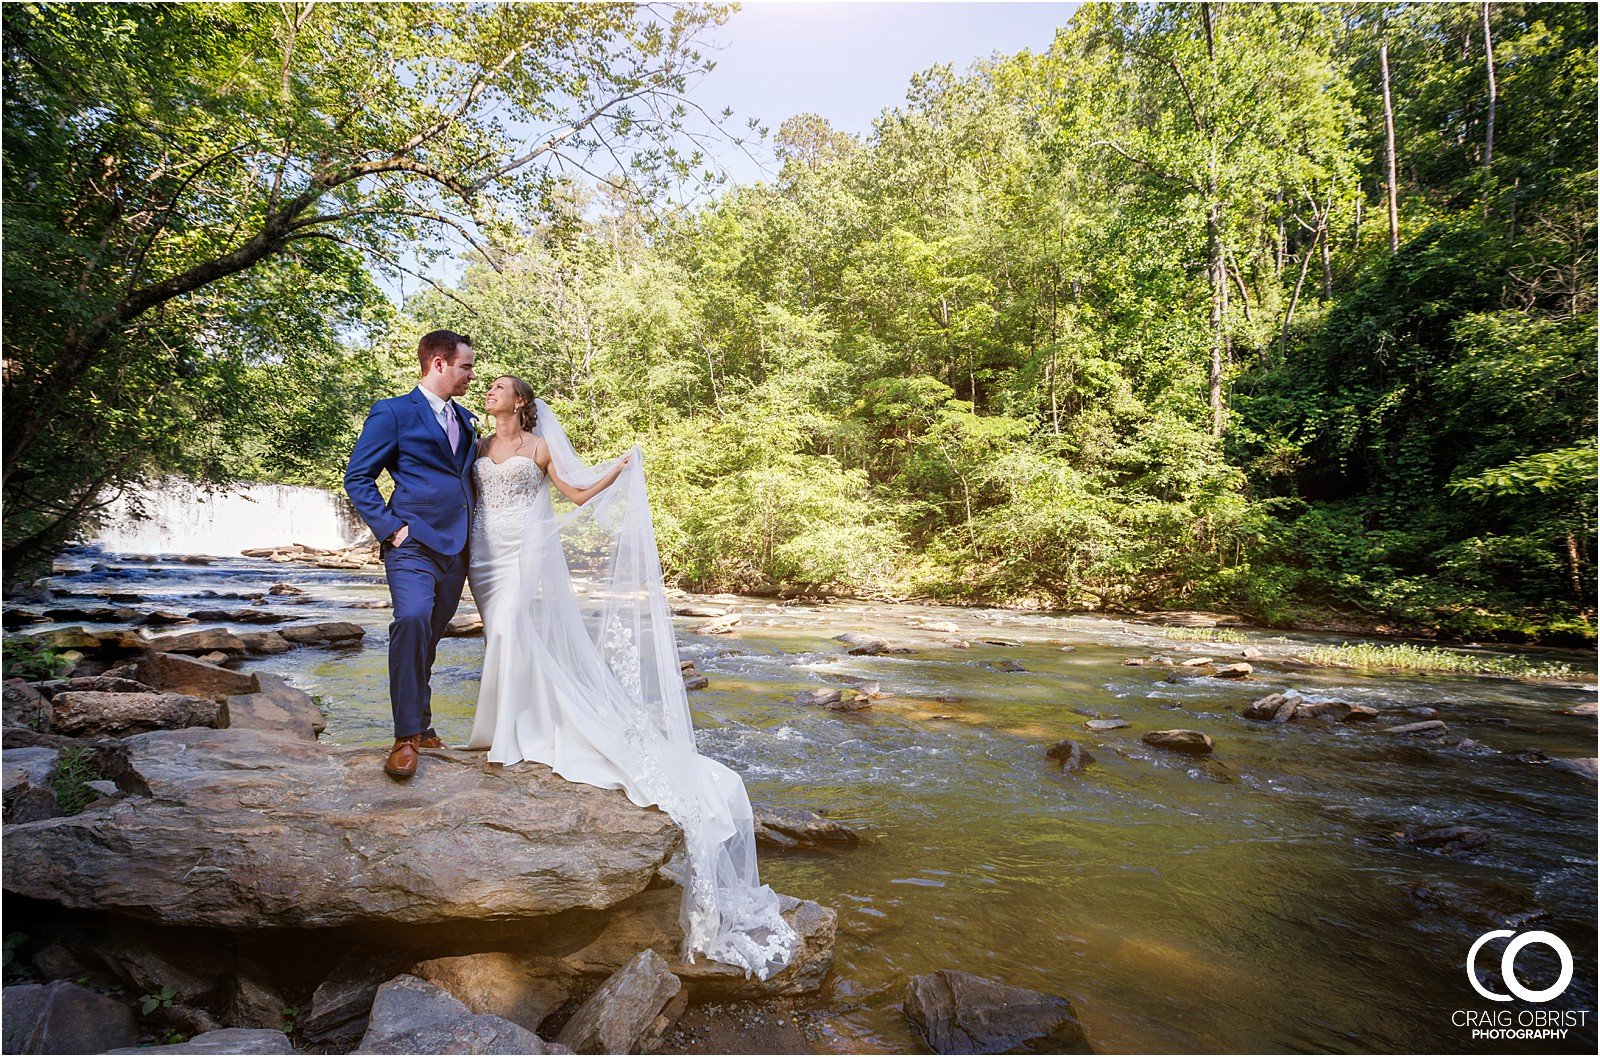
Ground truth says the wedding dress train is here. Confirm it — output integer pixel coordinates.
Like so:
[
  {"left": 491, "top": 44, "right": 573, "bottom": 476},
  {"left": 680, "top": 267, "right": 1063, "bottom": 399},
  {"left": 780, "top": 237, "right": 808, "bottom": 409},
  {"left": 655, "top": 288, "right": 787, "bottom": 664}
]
[{"left": 463, "top": 400, "right": 797, "bottom": 980}]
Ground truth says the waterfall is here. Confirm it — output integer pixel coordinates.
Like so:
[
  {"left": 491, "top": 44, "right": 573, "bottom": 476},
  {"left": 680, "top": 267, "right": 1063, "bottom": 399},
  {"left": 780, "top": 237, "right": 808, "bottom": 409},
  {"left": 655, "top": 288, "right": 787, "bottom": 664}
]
[{"left": 92, "top": 478, "right": 369, "bottom": 556}]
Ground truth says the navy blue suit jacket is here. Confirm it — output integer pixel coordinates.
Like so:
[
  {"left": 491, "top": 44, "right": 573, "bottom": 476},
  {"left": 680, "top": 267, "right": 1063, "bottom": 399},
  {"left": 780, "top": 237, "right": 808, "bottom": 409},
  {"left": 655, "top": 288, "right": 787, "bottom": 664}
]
[{"left": 344, "top": 387, "right": 478, "bottom": 556}]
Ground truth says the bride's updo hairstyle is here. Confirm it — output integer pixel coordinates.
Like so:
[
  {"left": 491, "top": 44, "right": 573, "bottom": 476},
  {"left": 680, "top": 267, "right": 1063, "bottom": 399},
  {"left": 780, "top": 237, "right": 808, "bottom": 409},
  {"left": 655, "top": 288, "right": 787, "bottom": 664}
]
[{"left": 496, "top": 375, "right": 539, "bottom": 433}]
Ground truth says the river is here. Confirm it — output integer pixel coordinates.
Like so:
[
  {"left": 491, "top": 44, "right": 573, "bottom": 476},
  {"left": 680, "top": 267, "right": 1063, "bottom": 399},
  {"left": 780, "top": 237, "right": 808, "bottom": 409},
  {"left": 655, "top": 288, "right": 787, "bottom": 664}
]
[{"left": 52, "top": 498, "right": 1599, "bottom": 1054}]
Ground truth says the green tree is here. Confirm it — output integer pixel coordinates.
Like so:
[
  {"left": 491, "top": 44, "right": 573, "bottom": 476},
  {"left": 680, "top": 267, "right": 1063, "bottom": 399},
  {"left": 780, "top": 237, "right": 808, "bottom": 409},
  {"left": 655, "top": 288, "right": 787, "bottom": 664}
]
[{"left": 2, "top": 0, "right": 736, "bottom": 579}]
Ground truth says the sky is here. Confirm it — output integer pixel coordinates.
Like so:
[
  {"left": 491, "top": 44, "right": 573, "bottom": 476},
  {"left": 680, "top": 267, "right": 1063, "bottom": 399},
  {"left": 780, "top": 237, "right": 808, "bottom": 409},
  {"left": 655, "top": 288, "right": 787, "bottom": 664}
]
[
  {"left": 381, "top": 0, "right": 1080, "bottom": 304},
  {"left": 696, "top": 1, "right": 1079, "bottom": 185}
]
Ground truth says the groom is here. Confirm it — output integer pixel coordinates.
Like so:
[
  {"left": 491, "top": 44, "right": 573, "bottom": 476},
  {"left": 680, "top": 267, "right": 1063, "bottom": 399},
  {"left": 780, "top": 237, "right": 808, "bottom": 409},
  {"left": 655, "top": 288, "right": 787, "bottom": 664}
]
[{"left": 344, "top": 330, "right": 478, "bottom": 780}]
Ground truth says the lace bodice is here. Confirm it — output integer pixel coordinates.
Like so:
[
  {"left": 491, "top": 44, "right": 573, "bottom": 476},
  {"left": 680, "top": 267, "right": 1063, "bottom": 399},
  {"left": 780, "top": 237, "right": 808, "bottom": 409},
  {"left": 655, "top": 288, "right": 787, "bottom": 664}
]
[
  {"left": 471, "top": 455, "right": 546, "bottom": 550},
  {"left": 473, "top": 454, "right": 545, "bottom": 510}
]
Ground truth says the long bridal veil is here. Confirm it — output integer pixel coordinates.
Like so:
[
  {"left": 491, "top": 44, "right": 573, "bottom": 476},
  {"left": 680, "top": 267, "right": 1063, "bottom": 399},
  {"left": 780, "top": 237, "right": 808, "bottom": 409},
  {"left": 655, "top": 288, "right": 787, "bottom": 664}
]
[{"left": 508, "top": 397, "right": 798, "bottom": 979}]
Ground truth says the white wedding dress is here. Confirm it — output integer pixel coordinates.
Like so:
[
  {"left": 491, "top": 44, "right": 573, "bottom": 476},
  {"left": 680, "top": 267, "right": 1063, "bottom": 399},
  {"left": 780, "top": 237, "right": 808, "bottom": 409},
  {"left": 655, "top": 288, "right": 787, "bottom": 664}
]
[{"left": 463, "top": 400, "right": 798, "bottom": 980}]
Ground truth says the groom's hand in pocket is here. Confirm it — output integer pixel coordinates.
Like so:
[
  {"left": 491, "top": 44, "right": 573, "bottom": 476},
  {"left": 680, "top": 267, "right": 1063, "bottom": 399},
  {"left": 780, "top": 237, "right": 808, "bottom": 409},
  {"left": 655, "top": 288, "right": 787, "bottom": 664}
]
[{"left": 388, "top": 524, "right": 409, "bottom": 549}]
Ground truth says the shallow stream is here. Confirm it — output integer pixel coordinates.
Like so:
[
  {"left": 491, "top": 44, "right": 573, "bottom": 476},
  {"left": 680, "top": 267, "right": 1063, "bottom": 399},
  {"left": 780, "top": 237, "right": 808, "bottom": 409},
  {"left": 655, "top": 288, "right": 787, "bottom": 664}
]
[{"left": 39, "top": 542, "right": 1600, "bottom": 1054}]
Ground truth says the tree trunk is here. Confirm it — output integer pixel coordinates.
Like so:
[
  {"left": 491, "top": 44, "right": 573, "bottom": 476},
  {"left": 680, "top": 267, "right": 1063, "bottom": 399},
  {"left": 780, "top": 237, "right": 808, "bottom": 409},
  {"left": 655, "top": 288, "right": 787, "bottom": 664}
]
[
  {"left": 1381, "top": 41, "right": 1400, "bottom": 252},
  {"left": 1482, "top": 2, "right": 1497, "bottom": 169},
  {"left": 1208, "top": 197, "right": 1226, "bottom": 437},
  {"left": 1566, "top": 527, "right": 1584, "bottom": 605},
  {"left": 1203, "top": 2, "right": 1224, "bottom": 437},
  {"left": 1318, "top": 191, "right": 1334, "bottom": 300},
  {"left": 1275, "top": 188, "right": 1286, "bottom": 275}
]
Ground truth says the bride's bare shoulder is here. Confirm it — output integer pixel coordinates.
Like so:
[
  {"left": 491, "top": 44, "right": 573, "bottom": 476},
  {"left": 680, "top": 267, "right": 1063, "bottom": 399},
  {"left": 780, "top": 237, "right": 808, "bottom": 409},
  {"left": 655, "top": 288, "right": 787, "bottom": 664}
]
[{"left": 527, "top": 432, "right": 550, "bottom": 462}]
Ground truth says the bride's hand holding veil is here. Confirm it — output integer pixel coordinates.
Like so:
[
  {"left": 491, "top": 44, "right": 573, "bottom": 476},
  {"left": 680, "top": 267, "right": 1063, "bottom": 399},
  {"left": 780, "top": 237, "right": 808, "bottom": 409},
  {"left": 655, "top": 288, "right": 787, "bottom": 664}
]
[{"left": 539, "top": 439, "right": 633, "bottom": 506}]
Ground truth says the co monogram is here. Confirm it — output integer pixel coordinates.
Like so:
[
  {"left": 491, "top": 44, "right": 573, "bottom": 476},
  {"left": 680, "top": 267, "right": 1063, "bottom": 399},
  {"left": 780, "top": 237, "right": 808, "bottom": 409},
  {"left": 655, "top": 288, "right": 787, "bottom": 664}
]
[{"left": 1467, "top": 930, "right": 1574, "bottom": 1003}]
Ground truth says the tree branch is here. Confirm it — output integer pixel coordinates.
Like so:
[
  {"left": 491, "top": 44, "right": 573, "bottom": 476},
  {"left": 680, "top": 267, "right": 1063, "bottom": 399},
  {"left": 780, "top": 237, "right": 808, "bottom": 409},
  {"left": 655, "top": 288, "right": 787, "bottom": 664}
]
[
  {"left": 1088, "top": 138, "right": 1201, "bottom": 192},
  {"left": 285, "top": 229, "right": 478, "bottom": 314}
]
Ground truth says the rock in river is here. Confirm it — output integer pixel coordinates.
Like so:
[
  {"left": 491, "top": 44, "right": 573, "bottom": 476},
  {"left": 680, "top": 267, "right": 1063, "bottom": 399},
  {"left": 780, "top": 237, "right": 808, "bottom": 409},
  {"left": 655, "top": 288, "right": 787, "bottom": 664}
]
[
  {"left": 1142, "top": 729, "right": 1215, "bottom": 756},
  {"left": 1546, "top": 757, "right": 1598, "bottom": 781},
  {"left": 833, "top": 632, "right": 909, "bottom": 656},
  {"left": 752, "top": 803, "right": 861, "bottom": 848},
  {"left": 1518, "top": 751, "right": 1598, "bottom": 782},
  {"left": 143, "top": 627, "right": 250, "bottom": 655},
  {"left": 0, "top": 726, "right": 681, "bottom": 928},
  {"left": 443, "top": 614, "right": 484, "bottom": 637},
  {"left": 796, "top": 687, "right": 868, "bottom": 712},
  {"left": 1045, "top": 738, "right": 1093, "bottom": 773},
  {"left": 1242, "top": 692, "right": 1299, "bottom": 722},
  {"left": 1384, "top": 720, "right": 1448, "bottom": 738},
  {"left": 277, "top": 621, "right": 364, "bottom": 646},
  {"left": 903, "top": 969, "right": 1090, "bottom": 1054},
  {"left": 1395, "top": 824, "right": 1490, "bottom": 858}
]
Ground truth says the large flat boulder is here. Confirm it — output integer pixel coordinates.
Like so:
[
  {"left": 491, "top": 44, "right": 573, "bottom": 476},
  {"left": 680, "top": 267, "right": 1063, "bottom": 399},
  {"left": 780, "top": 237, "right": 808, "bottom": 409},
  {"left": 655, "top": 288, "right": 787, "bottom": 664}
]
[{"left": 1, "top": 729, "right": 681, "bottom": 928}]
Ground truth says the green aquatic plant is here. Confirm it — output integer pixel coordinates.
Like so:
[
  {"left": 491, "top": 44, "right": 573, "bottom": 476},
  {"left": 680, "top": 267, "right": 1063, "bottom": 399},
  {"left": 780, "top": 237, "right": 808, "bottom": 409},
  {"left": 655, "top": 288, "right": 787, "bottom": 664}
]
[
  {"left": 1160, "top": 627, "right": 1248, "bottom": 644},
  {"left": 1300, "top": 641, "right": 1579, "bottom": 680}
]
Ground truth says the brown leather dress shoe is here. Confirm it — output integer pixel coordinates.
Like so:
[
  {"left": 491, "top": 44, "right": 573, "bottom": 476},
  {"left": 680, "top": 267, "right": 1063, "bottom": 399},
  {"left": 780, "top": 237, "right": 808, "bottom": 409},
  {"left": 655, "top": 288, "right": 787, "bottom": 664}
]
[
  {"left": 384, "top": 735, "right": 420, "bottom": 779},
  {"left": 416, "top": 735, "right": 445, "bottom": 749}
]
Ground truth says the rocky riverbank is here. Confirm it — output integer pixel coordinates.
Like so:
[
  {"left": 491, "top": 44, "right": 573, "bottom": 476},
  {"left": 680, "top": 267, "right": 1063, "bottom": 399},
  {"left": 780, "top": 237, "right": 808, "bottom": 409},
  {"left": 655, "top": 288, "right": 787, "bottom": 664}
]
[{"left": 1, "top": 611, "right": 840, "bottom": 1053}]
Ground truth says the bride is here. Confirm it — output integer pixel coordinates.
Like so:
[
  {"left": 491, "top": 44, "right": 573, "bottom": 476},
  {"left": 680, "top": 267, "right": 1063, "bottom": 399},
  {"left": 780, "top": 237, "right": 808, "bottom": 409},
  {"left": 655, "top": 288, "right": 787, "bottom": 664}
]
[{"left": 462, "top": 374, "right": 798, "bottom": 981}]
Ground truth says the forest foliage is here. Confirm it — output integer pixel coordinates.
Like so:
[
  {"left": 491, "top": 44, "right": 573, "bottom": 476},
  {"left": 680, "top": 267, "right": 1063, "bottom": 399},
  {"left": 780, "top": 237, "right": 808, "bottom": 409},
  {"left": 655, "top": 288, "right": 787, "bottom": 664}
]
[{"left": 4, "top": 2, "right": 1595, "bottom": 642}]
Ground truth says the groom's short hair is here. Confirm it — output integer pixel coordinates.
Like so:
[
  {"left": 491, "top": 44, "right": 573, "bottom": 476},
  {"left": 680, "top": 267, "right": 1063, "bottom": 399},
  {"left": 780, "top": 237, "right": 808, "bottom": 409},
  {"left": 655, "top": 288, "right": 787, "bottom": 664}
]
[{"left": 417, "top": 329, "right": 472, "bottom": 374}]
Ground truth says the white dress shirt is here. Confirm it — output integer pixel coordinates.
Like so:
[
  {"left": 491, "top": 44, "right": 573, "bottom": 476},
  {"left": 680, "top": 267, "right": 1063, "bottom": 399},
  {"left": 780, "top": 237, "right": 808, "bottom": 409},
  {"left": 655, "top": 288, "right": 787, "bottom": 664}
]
[{"left": 416, "top": 384, "right": 457, "bottom": 436}]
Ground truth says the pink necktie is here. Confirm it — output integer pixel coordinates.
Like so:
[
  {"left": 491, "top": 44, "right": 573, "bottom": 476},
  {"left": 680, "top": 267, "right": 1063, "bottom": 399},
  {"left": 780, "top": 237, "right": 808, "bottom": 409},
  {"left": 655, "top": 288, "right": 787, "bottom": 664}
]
[{"left": 444, "top": 402, "right": 459, "bottom": 453}]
